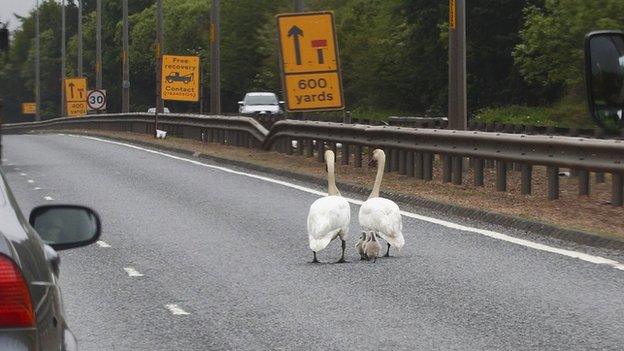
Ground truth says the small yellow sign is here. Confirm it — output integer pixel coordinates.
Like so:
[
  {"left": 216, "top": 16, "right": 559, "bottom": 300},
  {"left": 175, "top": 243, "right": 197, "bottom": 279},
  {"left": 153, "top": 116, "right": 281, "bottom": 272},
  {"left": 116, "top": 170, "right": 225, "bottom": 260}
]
[
  {"left": 161, "top": 55, "right": 200, "bottom": 102},
  {"left": 284, "top": 72, "right": 343, "bottom": 111},
  {"left": 21, "top": 102, "right": 37, "bottom": 115},
  {"left": 277, "top": 11, "right": 344, "bottom": 112},
  {"left": 64, "top": 77, "right": 88, "bottom": 102},
  {"left": 449, "top": 0, "right": 457, "bottom": 30},
  {"left": 67, "top": 101, "right": 87, "bottom": 117}
]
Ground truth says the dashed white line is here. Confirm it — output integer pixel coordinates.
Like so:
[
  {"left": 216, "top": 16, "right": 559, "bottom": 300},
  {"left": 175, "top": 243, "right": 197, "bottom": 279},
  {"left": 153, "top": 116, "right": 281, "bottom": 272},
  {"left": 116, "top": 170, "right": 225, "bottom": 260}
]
[
  {"left": 19, "top": 173, "right": 27, "bottom": 176},
  {"left": 27, "top": 179, "right": 35, "bottom": 184},
  {"left": 165, "top": 304, "right": 190, "bottom": 315},
  {"left": 123, "top": 267, "right": 144, "bottom": 277},
  {"left": 70, "top": 134, "right": 624, "bottom": 272},
  {"left": 96, "top": 240, "right": 111, "bottom": 248},
  {"left": 43, "top": 196, "right": 53, "bottom": 201},
  {"left": 34, "top": 187, "right": 42, "bottom": 190}
]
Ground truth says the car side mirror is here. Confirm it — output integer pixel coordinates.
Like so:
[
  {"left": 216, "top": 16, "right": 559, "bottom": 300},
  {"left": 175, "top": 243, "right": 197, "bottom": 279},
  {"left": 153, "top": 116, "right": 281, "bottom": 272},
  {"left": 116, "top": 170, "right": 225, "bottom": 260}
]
[
  {"left": 585, "top": 30, "right": 624, "bottom": 131},
  {"left": 29, "top": 205, "right": 101, "bottom": 250}
]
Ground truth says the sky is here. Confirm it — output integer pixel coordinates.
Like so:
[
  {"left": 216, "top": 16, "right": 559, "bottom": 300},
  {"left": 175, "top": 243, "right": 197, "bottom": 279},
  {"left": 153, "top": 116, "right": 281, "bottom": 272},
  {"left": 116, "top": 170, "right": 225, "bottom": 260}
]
[{"left": 0, "top": 0, "right": 38, "bottom": 30}]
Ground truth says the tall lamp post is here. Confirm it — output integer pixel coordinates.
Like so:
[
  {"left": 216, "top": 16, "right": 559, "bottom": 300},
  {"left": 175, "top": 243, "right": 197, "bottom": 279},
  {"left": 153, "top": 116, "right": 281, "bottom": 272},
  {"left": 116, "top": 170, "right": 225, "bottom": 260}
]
[{"left": 210, "top": 0, "right": 221, "bottom": 114}]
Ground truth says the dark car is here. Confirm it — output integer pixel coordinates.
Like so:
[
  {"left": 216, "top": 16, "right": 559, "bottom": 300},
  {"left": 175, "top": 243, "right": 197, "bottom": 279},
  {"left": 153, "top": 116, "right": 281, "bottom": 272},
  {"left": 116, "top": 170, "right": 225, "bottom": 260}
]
[{"left": 0, "top": 169, "right": 101, "bottom": 350}]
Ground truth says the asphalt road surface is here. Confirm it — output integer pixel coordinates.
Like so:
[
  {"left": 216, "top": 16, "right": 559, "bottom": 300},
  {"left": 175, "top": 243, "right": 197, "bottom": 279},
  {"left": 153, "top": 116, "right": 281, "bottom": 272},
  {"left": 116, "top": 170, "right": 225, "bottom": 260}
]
[{"left": 2, "top": 134, "right": 624, "bottom": 351}]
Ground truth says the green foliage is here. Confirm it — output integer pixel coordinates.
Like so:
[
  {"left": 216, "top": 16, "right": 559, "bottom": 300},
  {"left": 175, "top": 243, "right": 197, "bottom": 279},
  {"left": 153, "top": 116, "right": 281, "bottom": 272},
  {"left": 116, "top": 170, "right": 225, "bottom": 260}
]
[
  {"left": 474, "top": 99, "right": 592, "bottom": 128},
  {"left": 514, "top": 0, "right": 624, "bottom": 92}
]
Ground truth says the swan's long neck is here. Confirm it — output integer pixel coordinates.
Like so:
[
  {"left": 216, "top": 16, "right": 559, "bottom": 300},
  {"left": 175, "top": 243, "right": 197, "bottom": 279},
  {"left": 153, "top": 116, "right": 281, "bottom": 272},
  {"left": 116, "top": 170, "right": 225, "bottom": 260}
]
[
  {"left": 327, "top": 153, "right": 341, "bottom": 196},
  {"left": 369, "top": 153, "right": 385, "bottom": 199}
]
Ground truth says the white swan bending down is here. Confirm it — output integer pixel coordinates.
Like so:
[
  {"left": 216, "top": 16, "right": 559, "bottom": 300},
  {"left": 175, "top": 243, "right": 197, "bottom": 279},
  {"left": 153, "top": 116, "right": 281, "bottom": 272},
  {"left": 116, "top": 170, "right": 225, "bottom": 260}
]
[
  {"left": 307, "top": 150, "right": 351, "bottom": 263},
  {"left": 358, "top": 149, "right": 404, "bottom": 257}
]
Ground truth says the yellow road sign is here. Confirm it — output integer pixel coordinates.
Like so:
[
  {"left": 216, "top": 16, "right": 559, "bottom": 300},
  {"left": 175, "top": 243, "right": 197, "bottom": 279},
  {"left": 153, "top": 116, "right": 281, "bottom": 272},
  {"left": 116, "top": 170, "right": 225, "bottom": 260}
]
[
  {"left": 161, "top": 55, "right": 200, "bottom": 102},
  {"left": 284, "top": 72, "right": 343, "bottom": 111},
  {"left": 67, "top": 101, "right": 87, "bottom": 117},
  {"left": 277, "top": 11, "right": 344, "bottom": 112},
  {"left": 277, "top": 12, "right": 338, "bottom": 74},
  {"left": 21, "top": 102, "right": 36, "bottom": 115},
  {"left": 64, "top": 77, "right": 87, "bottom": 103}
]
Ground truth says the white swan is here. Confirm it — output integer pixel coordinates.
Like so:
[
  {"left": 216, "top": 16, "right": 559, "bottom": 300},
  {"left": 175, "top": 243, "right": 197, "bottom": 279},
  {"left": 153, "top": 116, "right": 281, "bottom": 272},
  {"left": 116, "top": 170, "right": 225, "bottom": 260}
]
[
  {"left": 307, "top": 150, "right": 351, "bottom": 263},
  {"left": 358, "top": 149, "right": 404, "bottom": 257}
]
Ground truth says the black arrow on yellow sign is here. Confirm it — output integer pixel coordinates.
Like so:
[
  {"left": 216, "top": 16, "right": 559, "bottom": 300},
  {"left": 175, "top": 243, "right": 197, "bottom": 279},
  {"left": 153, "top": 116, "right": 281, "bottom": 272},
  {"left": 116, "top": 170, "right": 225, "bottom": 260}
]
[
  {"left": 288, "top": 25, "right": 304, "bottom": 65},
  {"left": 68, "top": 82, "right": 75, "bottom": 99}
]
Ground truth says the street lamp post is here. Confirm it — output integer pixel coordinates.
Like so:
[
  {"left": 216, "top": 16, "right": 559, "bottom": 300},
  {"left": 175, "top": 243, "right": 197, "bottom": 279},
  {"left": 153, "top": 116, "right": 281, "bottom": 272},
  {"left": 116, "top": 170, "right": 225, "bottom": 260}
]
[
  {"left": 122, "top": 0, "right": 130, "bottom": 112},
  {"left": 210, "top": 0, "right": 221, "bottom": 114},
  {"left": 61, "top": 0, "right": 66, "bottom": 116}
]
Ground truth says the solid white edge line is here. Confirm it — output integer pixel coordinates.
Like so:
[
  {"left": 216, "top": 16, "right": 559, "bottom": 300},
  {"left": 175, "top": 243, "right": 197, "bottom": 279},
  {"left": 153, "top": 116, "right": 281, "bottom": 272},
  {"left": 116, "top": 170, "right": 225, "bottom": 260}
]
[
  {"left": 123, "top": 267, "right": 144, "bottom": 277},
  {"left": 165, "top": 304, "right": 190, "bottom": 315},
  {"left": 68, "top": 134, "right": 624, "bottom": 272},
  {"left": 96, "top": 240, "right": 111, "bottom": 248}
]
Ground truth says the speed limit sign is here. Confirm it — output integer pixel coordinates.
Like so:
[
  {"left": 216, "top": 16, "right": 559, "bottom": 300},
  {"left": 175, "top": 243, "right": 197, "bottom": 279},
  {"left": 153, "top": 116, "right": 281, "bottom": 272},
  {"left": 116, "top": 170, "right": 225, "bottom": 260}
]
[{"left": 87, "top": 90, "right": 107, "bottom": 111}]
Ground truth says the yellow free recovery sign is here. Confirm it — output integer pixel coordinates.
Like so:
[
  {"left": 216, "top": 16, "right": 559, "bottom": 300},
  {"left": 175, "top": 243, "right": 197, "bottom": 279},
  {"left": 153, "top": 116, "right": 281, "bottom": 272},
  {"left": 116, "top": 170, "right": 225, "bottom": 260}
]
[
  {"left": 161, "top": 55, "right": 200, "bottom": 102},
  {"left": 64, "top": 77, "right": 88, "bottom": 117},
  {"left": 277, "top": 11, "right": 344, "bottom": 112}
]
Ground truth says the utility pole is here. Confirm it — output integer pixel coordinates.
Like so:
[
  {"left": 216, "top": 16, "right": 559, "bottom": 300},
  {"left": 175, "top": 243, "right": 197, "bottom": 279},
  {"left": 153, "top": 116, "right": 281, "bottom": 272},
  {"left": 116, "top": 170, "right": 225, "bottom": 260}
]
[
  {"left": 96, "top": 0, "right": 102, "bottom": 90},
  {"left": 122, "top": 0, "right": 130, "bottom": 112},
  {"left": 154, "top": 0, "right": 164, "bottom": 135},
  {"left": 61, "top": 0, "right": 66, "bottom": 116},
  {"left": 77, "top": 0, "right": 83, "bottom": 76},
  {"left": 293, "top": 0, "right": 304, "bottom": 120},
  {"left": 448, "top": 0, "right": 467, "bottom": 130},
  {"left": 210, "top": 0, "right": 221, "bottom": 114},
  {"left": 35, "top": 0, "right": 41, "bottom": 121}
]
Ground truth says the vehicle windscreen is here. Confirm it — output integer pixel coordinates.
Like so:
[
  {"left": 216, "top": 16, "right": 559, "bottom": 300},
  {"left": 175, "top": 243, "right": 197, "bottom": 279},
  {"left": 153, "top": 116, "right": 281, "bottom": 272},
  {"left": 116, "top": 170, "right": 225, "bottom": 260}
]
[{"left": 245, "top": 95, "right": 277, "bottom": 105}]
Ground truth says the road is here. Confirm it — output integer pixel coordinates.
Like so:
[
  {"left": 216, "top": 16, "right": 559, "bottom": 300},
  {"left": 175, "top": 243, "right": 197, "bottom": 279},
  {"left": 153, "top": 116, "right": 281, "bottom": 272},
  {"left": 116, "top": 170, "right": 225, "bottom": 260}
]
[{"left": 2, "top": 133, "right": 624, "bottom": 350}]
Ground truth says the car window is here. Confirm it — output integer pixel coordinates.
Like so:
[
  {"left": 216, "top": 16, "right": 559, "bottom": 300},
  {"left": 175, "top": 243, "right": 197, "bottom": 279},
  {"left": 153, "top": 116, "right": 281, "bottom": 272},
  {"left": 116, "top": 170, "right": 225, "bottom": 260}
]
[{"left": 244, "top": 95, "right": 277, "bottom": 105}]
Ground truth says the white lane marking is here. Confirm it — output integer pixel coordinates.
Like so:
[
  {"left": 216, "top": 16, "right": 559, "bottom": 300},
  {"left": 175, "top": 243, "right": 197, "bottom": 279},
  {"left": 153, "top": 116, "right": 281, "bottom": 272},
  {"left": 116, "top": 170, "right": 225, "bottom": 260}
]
[
  {"left": 165, "top": 304, "right": 190, "bottom": 315},
  {"left": 96, "top": 240, "right": 111, "bottom": 248},
  {"left": 123, "top": 267, "right": 144, "bottom": 277},
  {"left": 27, "top": 179, "right": 35, "bottom": 184},
  {"left": 34, "top": 187, "right": 42, "bottom": 190},
  {"left": 43, "top": 196, "right": 53, "bottom": 201},
  {"left": 70, "top": 135, "right": 624, "bottom": 272},
  {"left": 19, "top": 173, "right": 27, "bottom": 176},
  {"left": 14, "top": 167, "right": 20, "bottom": 171}
]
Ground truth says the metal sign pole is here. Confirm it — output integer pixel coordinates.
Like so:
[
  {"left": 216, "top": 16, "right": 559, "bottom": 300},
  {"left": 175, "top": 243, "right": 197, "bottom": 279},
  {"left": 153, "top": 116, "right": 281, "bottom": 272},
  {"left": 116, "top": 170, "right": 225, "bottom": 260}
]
[
  {"left": 61, "top": 0, "right": 66, "bottom": 116},
  {"left": 77, "top": 0, "right": 82, "bottom": 76},
  {"left": 293, "top": 0, "right": 304, "bottom": 120},
  {"left": 96, "top": 0, "right": 102, "bottom": 91},
  {"left": 122, "top": 0, "right": 130, "bottom": 113},
  {"left": 35, "top": 0, "right": 40, "bottom": 121},
  {"left": 210, "top": 0, "right": 221, "bottom": 114},
  {"left": 155, "top": 0, "right": 164, "bottom": 136},
  {"left": 448, "top": 0, "right": 467, "bottom": 131}
]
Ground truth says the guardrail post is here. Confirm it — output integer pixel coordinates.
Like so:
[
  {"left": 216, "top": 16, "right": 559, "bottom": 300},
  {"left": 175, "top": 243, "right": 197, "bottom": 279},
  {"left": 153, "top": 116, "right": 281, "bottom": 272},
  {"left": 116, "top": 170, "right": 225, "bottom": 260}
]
[
  {"left": 317, "top": 140, "right": 325, "bottom": 162},
  {"left": 595, "top": 128, "right": 605, "bottom": 183},
  {"left": 578, "top": 170, "right": 590, "bottom": 196},
  {"left": 452, "top": 156, "right": 463, "bottom": 185},
  {"left": 423, "top": 153, "right": 433, "bottom": 181},
  {"left": 296, "top": 139, "right": 304, "bottom": 155},
  {"left": 547, "top": 166, "right": 559, "bottom": 200},
  {"left": 474, "top": 158, "right": 484, "bottom": 186},
  {"left": 415, "top": 152, "right": 424, "bottom": 179},
  {"left": 391, "top": 149, "right": 399, "bottom": 172},
  {"left": 406, "top": 151, "right": 415, "bottom": 177},
  {"left": 331, "top": 142, "right": 338, "bottom": 157},
  {"left": 341, "top": 143, "right": 349, "bottom": 165},
  {"left": 521, "top": 164, "right": 532, "bottom": 195},
  {"left": 305, "top": 139, "right": 314, "bottom": 157},
  {"left": 442, "top": 154, "right": 452, "bottom": 183},
  {"left": 398, "top": 150, "right": 407, "bottom": 175},
  {"left": 612, "top": 173, "right": 623, "bottom": 206},
  {"left": 496, "top": 161, "right": 507, "bottom": 192},
  {"left": 354, "top": 145, "right": 363, "bottom": 168}
]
